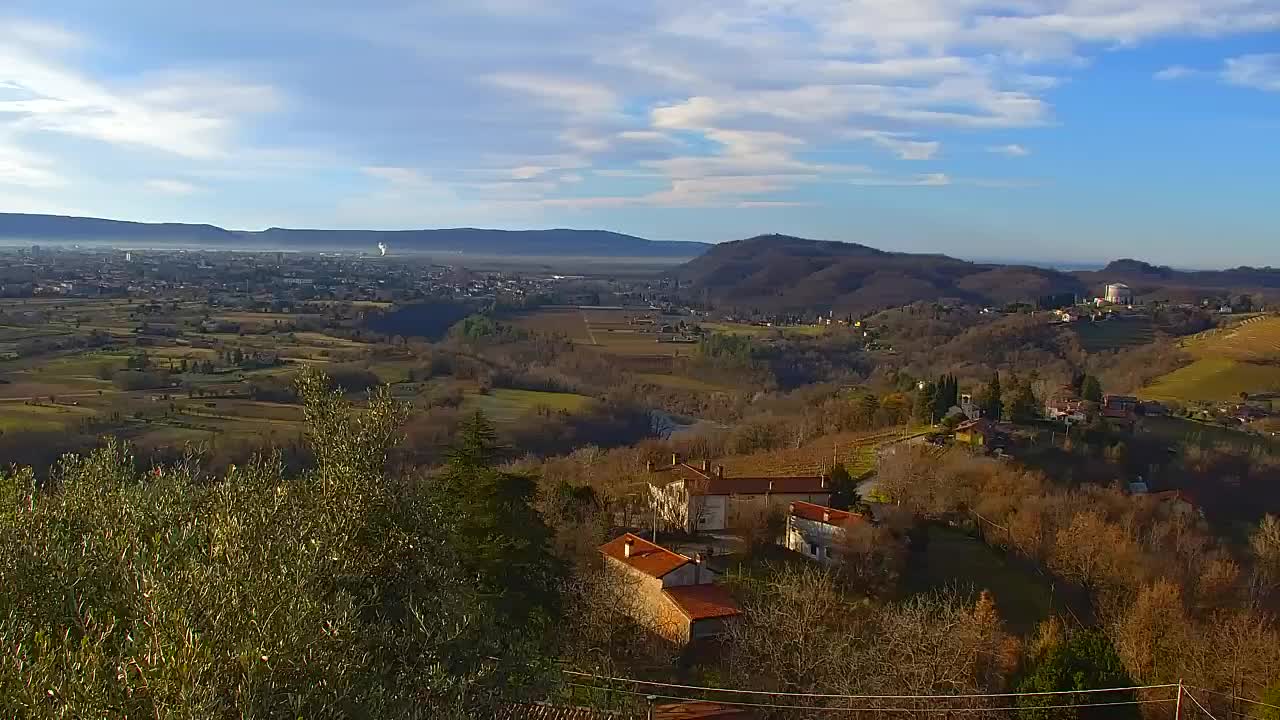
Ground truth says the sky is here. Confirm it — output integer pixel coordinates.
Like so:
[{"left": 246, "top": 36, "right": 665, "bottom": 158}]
[{"left": 0, "top": 1, "right": 1277, "bottom": 268}]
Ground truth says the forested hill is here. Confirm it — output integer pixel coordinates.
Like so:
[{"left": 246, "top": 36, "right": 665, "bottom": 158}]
[
  {"left": 1076, "top": 259, "right": 1280, "bottom": 293},
  {"left": 673, "top": 234, "right": 1086, "bottom": 313},
  {"left": 0, "top": 212, "right": 709, "bottom": 258}
]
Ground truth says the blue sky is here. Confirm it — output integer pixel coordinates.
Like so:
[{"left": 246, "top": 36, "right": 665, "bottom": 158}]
[{"left": 1, "top": 1, "right": 1277, "bottom": 267}]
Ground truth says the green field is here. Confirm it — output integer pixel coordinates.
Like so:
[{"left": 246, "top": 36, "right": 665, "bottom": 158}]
[
  {"left": 1139, "top": 415, "right": 1278, "bottom": 452},
  {"left": 505, "top": 308, "right": 591, "bottom": 341},
  {"left": 1142, "top": 357, "right": 1280, "bottom": 403},
  {"left": 902, "top": 525, "right": 1061, "bottom": 636},
  {"left": 1140, "top": 315, "right": 1280, "bottom": 403},
  {"left": 461, "top": 388, "right": 592, "bottom": 423},
  {"left": 506, "top": 307, "right": 696, "bottom": 357},
  {"left": 1073, "top": 318, "right": 1154, "bottom": 352},
  {"left": 632, "top": 372, "right": 731, "bottom": 392},
  {"left": 701, "top": 322, "right": 828, "bottom": 337},
  {"left": 0, "top": 403, "right": 97, "bottom": 433}
]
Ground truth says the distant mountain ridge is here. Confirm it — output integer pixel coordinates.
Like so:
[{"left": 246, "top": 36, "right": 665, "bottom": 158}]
[
  {"left": 0, "top": 212, "right": 709, "bottom": 258},
  {"left": 674, "top": 234, "right": 1086, "bottom": 313},
  {"left": 675, "top": 235, "right": 1280, "bottom": 313}
]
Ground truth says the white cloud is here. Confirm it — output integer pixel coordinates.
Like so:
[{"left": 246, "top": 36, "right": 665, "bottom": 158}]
[
  {"left": 1155, "top": 65, "right": 1198, "bottom": 80},
  {"left": 1222, "top": 54, "right": 1280, "bottom": 92},
  {"left": 850, "top": 131, "right": 941, "bottom": 160},
  {"left": 509, "top": 165, "right": 553, "bottom": 180},
  {"left": 3, "top": 2, "right": 1279, "bottom": 227},
  {"left": 988, "top": 144, "right": 1030, "bottom": 157},
  {"left": 848, "top": 173, "right": 951, "bottom": 187},
  {"left": 736, "top": 200, "right": 818, "bottom": 208},
  {"left": 0, "top": 22, "right": 283, "bottom": 160},
  {"left": 0, "top": 139, "right": 62, "bottom": 187},
  {"left": 616, "top": 130, "right": 676, "bottom": 143},
  {"left": 144, "top": 179, "right": 199, "bottom": 195},
  {"left": 487, "top": 73, "right": 618, "bottom": 116},
  {"left": 362, "top": 166, "right": 430, "bottom": 185}
]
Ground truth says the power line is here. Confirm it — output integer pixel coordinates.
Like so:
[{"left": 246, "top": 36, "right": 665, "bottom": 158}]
[
  {"left": 561, "top": 669, "right": 1178, "bottom": 700},
  {"left": 565, "top": 683, "right": 1179, "bottom": 713},
  {"left": 1184, "top": 686, "right": 1280, "bottom": 713},
  {"left": 1184, "top": 688, "right": 1223, "bottom": 720}
]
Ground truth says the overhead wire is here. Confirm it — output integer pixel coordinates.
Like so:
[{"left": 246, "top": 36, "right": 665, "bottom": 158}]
[
  {"left": 1183, "top": 688, "right": 1223, "bottom": 720},
  {"left": 565, "top": 682, "right": 1180, "bottom": 713},
  {"left": 561, "top": 668, "right": 1178, "bottom": 700},
  {"left": 1184, "top": 686, "right": 1280, "bottom": 713}
]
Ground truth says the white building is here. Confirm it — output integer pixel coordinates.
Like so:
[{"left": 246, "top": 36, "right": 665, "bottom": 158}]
[
  {"left": 647, "top": 455, "right": 830, "bottom": 533},
  {"left": 1104, "top": 283, "right": 1133, "bottom": 305},
  {"left": 782, "top": 501, "right": 869, "bottom": 564}
]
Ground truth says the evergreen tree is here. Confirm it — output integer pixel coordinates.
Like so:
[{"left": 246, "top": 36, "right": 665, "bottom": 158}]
[
  {"left": 978, "top": 372, "right": 1003, "bottom": 420},
  {"left": 1070, "top": 371, "right": 1087, "bottom": 396},
  {"left": 1018, "top": 630, "right": 1137, "bottom": 720},
  {"left": 438, "top": 410, "right": 562, "bottom": 627},
  {"left": 1082, "top": 375, "right": 1103, "bottom": 403},
  {"left": 1004, "top": 376, "right": 1040, "bottom": 424},
  {"left": 914, "top": 382, "right": 937, "bottom": 423},
  {"left": 932, "top": 375, "right": 953, "bottom": 421},
  {"left": 828, "top": 463, "right": 858, "bottom": 510}
]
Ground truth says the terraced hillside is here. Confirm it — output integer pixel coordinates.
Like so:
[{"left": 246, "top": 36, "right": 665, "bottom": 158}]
[
  {"left": 1141, "top": 314, "right": 1280, "bottom": 403},
  {"left": 717, "top": 426, "right": 930, "bottom": 478}
]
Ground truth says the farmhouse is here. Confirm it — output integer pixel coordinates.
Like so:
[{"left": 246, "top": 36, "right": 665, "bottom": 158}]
[
  {"left": 954, "top": 418, "right": 997, "bottom": 447},
  {"left": 599, "top": 533, "right": 741, "bottom": 645},
  {"left": 1045, "top": 397, "right": 1088, "bottom": 423},
  {"left": 783, "top": 501, "right": 869, "bottom": 564},
  {"left": 647, "top": 455, "right": 831, "bottom": 533}
]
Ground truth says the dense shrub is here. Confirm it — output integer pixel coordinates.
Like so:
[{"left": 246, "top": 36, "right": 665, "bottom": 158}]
[{"left": 0, "top": 368, "right": 561, "bottom": 717}]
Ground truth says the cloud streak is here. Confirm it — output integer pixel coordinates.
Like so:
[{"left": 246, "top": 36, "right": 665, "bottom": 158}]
[{"left": 0, "top": 2, "right": 1276, "bottom": 233}]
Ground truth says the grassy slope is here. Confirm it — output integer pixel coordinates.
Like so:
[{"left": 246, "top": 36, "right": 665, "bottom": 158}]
[
  {"left": 1072, "top": 318, "right": 1154, "bottom": 352},
  {"left": 1140, "top": 315, "right": 1280, "bottom": 403},
  {"left": 461, "top": 388, "right": 592, "bottom": 423},
  {"left": 902, "top": 525, "right": 1059, "bottom": 636}
]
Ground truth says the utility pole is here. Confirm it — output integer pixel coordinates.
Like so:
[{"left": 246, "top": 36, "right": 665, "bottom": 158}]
[{"left": 1175, "top": 679, "right": 1184, "bottom": 720}]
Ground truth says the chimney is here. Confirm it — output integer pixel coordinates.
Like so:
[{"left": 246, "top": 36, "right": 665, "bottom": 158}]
[
  {"left": 821, "top": 474, "right": 829, "bottom": 489},
  {"left": 768, "top": 480, "right": 774, "bottom": 493},
  {"left": 624, "top": 538, "right": 634, "bottom": 559},
  {"left": 694, "top": 552, "right": 706, "bottom": 583},
  {"left": 702, "top": 459, "right": 710, "bottom": 472},
  {"left": 645, "top": 460, "right": 653, "bottom": 472},
  {"left": 672, "top": 452, "right": 680, "bottom": 467},
  {"left": 716, "top": 465, "right": 724, "bottom": 479}
]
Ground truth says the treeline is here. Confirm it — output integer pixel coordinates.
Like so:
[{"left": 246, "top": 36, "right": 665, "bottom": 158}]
[{"left": 876, "top": 446, "right": 1280, "bottom": 708}]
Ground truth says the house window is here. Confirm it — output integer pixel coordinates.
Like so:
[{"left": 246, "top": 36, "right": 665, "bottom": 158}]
[{"left": 809, "top": 542, "right": 819, "bottom": 556}]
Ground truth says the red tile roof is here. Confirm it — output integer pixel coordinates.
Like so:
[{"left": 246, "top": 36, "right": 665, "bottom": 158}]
[
  {"left": 789, "top": 501, "right": 866, "bottom": 527},
  {"left": 1147, "top": 489, "right": 1198, "bottom": 507},
  {"left": 496, "top": 703, "right": 629, "bottom": 720},
  {"left": 648, "top": 460, "right": 827, "bottom": 496},
  {"left": 956, "top": 418, "right": 994, "bottom": 433},
  {"left": 599, "top": 533, "right": 691, "bottom": 579},
  {"left": 663, "top": 584, "right": 742, "bottom": 621},
  {"left": 701, "top": 476, "right": 828, "bottom": 495},
  {"left": 655, "top": 702, "right": 755, "bottom": 719}
]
